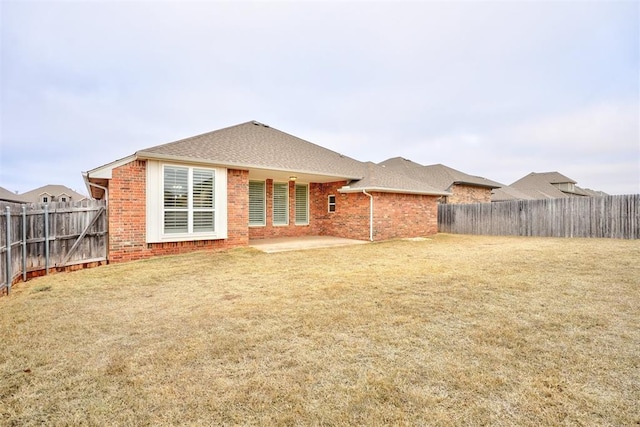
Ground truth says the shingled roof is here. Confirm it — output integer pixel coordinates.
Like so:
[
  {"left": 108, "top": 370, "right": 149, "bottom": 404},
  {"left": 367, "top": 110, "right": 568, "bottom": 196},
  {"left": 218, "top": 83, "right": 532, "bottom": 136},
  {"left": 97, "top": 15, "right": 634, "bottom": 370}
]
[
  {"left": 86, "top": 121, "right": 453, "bottom": 196},
  {"left": 136, "top": 121, "right": 365, "bottom": 182},
  {"left": 0, "top": 186, "right": 27, "bottom": 203},
  {"left": 378, "top": 157, "right": 503, "bottom": 191}
]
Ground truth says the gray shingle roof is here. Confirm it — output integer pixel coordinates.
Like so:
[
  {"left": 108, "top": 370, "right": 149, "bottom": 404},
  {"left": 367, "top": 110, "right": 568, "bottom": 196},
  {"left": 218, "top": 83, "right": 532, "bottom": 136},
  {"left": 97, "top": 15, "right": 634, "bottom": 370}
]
[
  {"left": 379, "top": 157, "right": 503, "bottom": 191},
  {"left": 0, "top": 186, "right": 28, "bottom": 203},
  {"left": 342, "top": 162, "right": 450, "bottom": 195},
  {"left": 137, "top": 121, "right": 365, "bottom": 180},
  {"left": 19, "top": 185, "right": 88, "bottom": 203},
  {"left": 88, "top": 121, "right": 456, "bottom": 196}
]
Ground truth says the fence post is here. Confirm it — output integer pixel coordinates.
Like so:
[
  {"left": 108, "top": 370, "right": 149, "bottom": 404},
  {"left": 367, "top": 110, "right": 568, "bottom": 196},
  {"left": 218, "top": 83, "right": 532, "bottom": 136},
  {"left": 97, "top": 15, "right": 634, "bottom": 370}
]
[
  {"left": 22, "top": 205, "right": 27, "bottom": 282},
  {"left": 6, "top": 206, "right": 11, "bottom": 295},
  {"left": 45, "top": 204, "right": 49, "bottom": 275}
]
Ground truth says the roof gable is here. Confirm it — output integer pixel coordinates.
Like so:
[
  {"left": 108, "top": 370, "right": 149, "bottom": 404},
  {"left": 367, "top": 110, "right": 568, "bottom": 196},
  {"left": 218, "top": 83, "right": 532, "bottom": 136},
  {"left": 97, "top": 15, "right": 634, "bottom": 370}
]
[{"left": 136, "top": 121, "right": 364, "bottom": 181}]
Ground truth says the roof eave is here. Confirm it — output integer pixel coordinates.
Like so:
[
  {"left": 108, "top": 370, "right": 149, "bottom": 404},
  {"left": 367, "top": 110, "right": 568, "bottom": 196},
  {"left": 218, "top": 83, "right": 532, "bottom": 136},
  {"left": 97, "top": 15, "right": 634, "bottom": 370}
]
[
  {"left": 452, "top": 180, "right": 502, "bottom": 189},
  {"left": 339, "top": 186, "right": 451, "bottom": 197}
]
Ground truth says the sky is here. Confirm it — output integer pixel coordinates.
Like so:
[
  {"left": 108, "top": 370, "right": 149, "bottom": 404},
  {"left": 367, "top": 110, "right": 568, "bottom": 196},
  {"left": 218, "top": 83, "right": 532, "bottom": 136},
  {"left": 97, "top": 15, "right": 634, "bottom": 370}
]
[{"left": 1, "top": 0, "right": 638, "bottom": 196}]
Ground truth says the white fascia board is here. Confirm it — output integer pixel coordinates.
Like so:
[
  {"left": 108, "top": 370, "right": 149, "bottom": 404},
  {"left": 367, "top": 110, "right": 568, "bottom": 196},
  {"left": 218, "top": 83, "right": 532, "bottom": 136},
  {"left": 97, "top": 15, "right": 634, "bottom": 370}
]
[{"left": 86, "top": 154, "right": 138, "bottom": 179}]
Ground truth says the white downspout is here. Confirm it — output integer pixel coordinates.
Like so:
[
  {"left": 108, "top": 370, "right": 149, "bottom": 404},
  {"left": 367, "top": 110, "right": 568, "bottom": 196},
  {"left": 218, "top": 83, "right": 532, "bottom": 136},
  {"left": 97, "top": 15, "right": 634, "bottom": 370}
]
[{"left": 362, "top": 190, "right": 373, "bottom": 241}]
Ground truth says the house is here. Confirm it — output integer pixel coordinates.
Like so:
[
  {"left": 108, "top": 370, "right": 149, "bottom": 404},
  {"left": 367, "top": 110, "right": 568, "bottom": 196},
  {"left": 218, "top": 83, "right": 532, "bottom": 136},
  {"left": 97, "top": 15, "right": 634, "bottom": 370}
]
[
  {"left": 84, "top": 121, "right": 450, "bottom": 263},
  {"left": 19, "top": 185, "right": 88, "bottom": 204},
  {"left": 500, "top": 172, "right": 608, "bottom": 201},
  {"left": 378, "top": 157, "right": 503, "bottom": 204},
  {"left": 0, "top": 186, "right": 28, "bottom": 203}
]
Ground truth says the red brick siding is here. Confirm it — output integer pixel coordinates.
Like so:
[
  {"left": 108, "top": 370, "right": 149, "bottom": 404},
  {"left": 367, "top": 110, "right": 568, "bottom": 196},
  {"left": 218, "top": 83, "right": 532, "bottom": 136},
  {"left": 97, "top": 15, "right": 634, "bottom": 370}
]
[
  {"left": 447, "top": 184, "right": 493, "bottom": 204},
  {"left": 247, "top": 180, "right": 439, "bottom": 242},
  {"left": 370, "top": 192, "right": 438, "bottom": 240},
  {"left": 107, "top": 161, "right": 248, "bottom": 263}
]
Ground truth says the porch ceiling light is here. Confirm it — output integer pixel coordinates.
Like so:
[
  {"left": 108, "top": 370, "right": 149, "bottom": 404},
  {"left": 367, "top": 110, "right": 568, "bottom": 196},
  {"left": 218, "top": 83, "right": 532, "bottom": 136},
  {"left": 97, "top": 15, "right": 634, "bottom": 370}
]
[{"left": 289, "top": 176, "right": 297, "bottom": 181}]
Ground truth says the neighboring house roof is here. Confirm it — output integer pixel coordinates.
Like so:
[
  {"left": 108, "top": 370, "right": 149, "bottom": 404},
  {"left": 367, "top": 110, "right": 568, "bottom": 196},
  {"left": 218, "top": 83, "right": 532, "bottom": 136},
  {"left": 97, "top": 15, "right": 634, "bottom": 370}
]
[
  {"left": 509, "top": 172, "right": 607, "bottom": 199},
  {"left": 378, "top": 157, "right": 503, "bottom": 191},
  {"left": 20, "top": 185, "right": 88, "bottom": 203},
  {"left": 491, "top": 186, "right": 536, "bottom": 202},
  {"left": 0, "top": 186, "right": 28, "bottom": 203},
  {"left": 87, "top": 121, "right": 451, "bottom": 197}
]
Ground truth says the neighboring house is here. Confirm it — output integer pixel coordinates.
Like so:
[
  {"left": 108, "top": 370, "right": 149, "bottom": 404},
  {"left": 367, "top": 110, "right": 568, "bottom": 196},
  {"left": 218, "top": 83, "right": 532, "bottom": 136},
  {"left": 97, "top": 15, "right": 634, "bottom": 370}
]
[
  {"left": 501, "top": 172, "right": 608, "bottom": 201},
  {"left": 490, "top": 186, "right": 535, "bottom": 202},
  {"left": 84, "top": 121, "right": 450, "bottom": 263},
  {"left": 19, "top": 185, "right": 88, "bottom": 204},
  {"left": 0, "top": 186, "right": 28, "bottom": 203},
  {"left": 379, "top": 157, "right": 503, "bottom": 204}
]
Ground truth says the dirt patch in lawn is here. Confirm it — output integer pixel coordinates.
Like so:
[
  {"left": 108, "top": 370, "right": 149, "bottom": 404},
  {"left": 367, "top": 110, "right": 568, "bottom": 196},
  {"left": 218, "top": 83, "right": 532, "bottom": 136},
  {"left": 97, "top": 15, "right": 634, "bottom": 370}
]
[{"left": 1, "top": 234, "right": 639, "bottom": 425}]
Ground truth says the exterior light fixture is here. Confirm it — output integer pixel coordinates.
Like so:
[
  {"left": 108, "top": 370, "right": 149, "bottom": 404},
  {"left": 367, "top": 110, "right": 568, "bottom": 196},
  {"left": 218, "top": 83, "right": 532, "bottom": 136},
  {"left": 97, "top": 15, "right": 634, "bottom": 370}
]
[{"left": 289, "top": 176, "right": 297, "bottom": 181}]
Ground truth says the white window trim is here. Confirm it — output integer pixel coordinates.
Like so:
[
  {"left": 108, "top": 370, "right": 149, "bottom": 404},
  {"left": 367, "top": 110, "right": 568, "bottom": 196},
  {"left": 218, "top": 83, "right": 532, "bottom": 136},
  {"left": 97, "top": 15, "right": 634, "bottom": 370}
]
[
  {"left": 146, "top": 160, "right": 227, "bottom": 243},
  {"left": 328, "top": 194, "right": 336, "bottom": 213},
  {"left": 249, "top": 180, "right": 266, "bottom": 227},
  {"left": 273, "top": 182, "right": 289, "bottom": 226}
]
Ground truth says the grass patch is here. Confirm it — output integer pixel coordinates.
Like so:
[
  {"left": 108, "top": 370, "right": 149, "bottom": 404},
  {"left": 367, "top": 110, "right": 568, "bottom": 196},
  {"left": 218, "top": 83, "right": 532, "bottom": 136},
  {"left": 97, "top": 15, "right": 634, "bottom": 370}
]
[{"left": 1, "top": 234, "right": 639, "bottom": 425}]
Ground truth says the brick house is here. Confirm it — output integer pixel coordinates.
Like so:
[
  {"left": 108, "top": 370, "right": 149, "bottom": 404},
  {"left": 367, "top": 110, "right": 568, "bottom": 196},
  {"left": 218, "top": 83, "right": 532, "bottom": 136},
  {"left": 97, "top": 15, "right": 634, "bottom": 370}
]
[
  {"left": 83, "top": 121, "right": 449, "bottom": 263},
  {"left": 378, "top": 157, "right": 502, "bottom": 204}
]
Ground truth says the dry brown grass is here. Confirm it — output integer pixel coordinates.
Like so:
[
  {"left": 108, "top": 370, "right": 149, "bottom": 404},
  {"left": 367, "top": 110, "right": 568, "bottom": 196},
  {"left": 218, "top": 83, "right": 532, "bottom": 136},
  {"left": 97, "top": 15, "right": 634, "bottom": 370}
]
[{"left": 1, "top": 234, "right": 639, "bottom": 426}]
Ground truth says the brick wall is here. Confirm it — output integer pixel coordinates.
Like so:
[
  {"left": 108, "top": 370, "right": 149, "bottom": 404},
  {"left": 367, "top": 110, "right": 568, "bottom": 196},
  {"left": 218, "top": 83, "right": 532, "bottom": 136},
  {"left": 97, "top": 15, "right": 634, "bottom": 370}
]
[
  {"left": 247, "top": 180, "right": 439, "bottom": 242},
  {"left": 107, "top": 163, "right": 439, "bottom": 261},
  {"left": 447, "top": 184, "right": 493, "bottom": 204},
  {"left": 107, "top": 161, "right": 248, "bottom": 263},
  {"left": 370, "top": 192, "right": 438, "bottom": 240}
]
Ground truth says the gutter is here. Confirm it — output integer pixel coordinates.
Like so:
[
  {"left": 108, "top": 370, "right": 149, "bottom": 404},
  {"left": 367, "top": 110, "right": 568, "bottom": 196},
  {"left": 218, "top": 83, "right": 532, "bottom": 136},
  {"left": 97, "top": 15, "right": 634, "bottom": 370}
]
[{"left": 362, "top": 190, "right": 374, "bottom": 242}]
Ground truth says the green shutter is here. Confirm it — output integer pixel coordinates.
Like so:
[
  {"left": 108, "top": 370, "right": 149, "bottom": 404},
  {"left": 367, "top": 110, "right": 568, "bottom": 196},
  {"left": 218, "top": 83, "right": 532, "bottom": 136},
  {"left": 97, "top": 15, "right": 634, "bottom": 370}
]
[
  {"left": 295, "top": 184, "right": 308, "bottom": 225},
  {"left": 273, "top": 183, "right": 288, "bottom": 225},
  {"left": 249, "top": 181, "right": 266, "bottom": 226}
]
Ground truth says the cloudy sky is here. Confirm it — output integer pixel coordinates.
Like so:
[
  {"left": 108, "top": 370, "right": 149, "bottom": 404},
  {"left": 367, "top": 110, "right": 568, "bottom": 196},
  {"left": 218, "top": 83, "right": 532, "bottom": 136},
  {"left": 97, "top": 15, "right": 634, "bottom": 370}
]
[{"left": 1, "top": 0, "right": 638, "bottom": 196}]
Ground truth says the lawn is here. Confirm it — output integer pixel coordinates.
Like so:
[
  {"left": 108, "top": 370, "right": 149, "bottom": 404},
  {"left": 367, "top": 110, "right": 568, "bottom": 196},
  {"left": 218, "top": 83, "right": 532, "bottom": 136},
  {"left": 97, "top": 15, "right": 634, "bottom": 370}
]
[{"left": 1, "top": 234, "right": 639, "bottom": 426}]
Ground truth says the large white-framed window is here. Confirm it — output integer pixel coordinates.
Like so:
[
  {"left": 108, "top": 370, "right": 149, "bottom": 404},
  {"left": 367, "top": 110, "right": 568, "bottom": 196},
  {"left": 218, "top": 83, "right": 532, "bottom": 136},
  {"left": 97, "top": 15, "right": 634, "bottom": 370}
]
[
  {"left": 273, "top": 182, "right": 289, "bottom": 226},
  {"left": 249, "top": 180, "right": 266, "bottom": 226},
  {"left": 163, "top": 165, "right": 215, "bottom": 234},
  {"left": 295, "top": 183, "right": 309, "bottom": 225},
  {"left": 146, "top": 161, "right": 227, "bottom": 243}
]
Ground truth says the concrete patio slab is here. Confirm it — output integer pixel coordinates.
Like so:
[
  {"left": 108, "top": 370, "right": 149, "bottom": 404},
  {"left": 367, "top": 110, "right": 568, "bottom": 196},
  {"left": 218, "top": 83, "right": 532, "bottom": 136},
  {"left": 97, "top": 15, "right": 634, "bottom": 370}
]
[{"left": 249, "top": 236, "right": 369, "bottom": 253}]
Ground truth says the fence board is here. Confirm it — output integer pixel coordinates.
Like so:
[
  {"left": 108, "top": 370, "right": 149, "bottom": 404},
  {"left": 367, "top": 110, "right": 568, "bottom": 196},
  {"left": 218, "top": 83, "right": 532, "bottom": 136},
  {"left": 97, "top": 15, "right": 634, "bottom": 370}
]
[
  {"left": 438, "top": 195, "right": 640, "bottom": 239},
  {"left": 0, "top": 200, "right": 107, "bottom": 294}
]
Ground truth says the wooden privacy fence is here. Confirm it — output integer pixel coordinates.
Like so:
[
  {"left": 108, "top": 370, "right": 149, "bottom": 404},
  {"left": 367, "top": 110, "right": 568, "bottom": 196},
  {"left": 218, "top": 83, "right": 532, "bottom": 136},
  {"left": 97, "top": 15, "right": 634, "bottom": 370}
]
[
  {"left": 0, "top": 199, "right": 107, "bottom": 294},
  {"left": 438, "top": 194, "right": 640, "bottom": 239}
]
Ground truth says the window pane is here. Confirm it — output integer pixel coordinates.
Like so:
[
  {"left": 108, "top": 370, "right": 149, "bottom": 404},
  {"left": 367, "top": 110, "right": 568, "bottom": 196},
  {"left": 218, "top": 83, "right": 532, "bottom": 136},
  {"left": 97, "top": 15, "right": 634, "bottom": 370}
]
[
  {"left": 249, "top": 181, "right": 266, "bottom": 225},
  {"left": 295, "top": 184, "right": 308, "bottom": 224},
  {"left": 164, "top": 211, "right": 188, "bottom": 233},
  {"left": 273, "top": 183, "right": 288, "bottom": 225},
  {"left": 193, "top": 169, "right": 214, "bottom": 208},
  {"left": 193, "top": 211, "right": 214, "bottom": 232},
  {"left": 164, "top": 167, "right": 188, "bottom": 208}
]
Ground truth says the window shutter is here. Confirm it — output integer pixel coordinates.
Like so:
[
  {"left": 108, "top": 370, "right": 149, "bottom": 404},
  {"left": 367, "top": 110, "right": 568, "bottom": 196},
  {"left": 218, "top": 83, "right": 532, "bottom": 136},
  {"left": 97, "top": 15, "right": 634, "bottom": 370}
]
[
  {"left": 295, "top": 184, "right": 308, "bottom": 225},
  {"left": 249, "top": 181, "right": 266, "bottom": 226},
  {"left": 273, "top": 183, "right": 288, "bottom": 225},
  {"left": 164, "top": 166, "right": 189, "bottom": 233}
]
